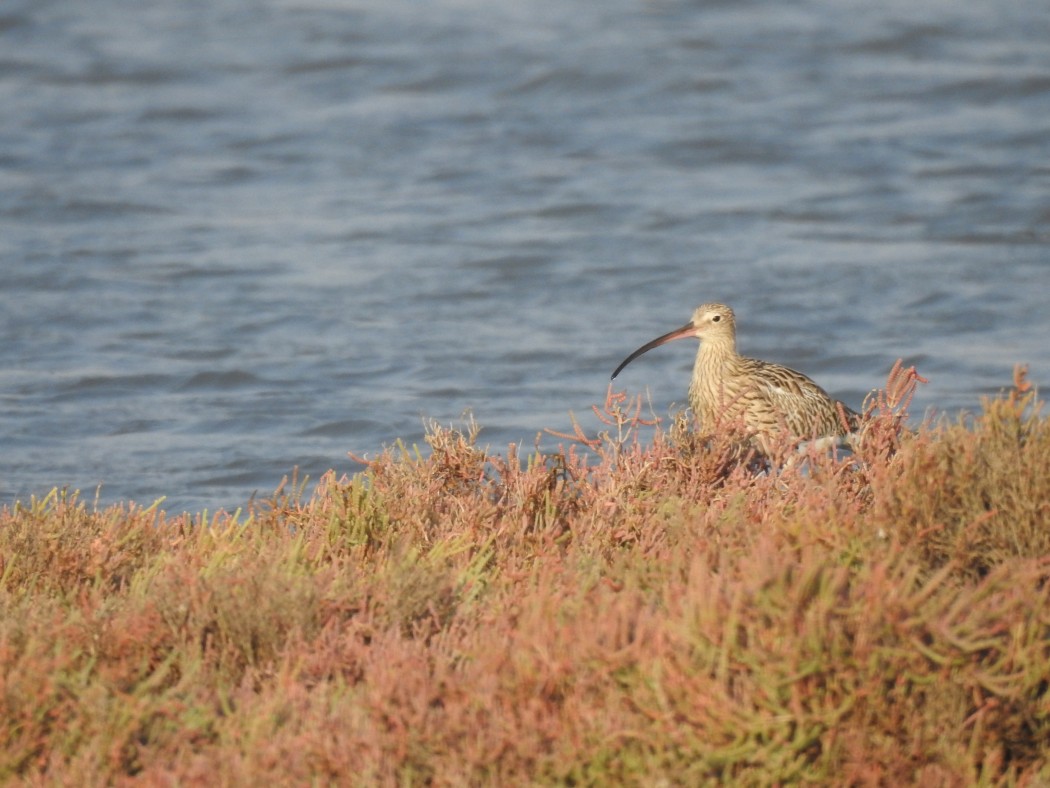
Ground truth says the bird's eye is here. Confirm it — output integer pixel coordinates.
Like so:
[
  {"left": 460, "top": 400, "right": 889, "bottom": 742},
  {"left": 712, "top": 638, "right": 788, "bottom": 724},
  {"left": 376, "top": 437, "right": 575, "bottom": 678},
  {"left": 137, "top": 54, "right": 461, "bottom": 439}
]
[{"left": 712, "top": 315, "right": 721, "bottom": 322}]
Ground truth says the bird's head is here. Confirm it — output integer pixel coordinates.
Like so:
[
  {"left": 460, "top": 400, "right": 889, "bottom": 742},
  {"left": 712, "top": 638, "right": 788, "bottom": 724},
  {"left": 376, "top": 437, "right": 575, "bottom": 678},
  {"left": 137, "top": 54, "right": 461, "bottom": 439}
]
[
  {"left": 611, "top": 302, "right": 737, "bottom": 380},
  {"left": 689, "top": 303, "right": 736, "bottom": 340}
]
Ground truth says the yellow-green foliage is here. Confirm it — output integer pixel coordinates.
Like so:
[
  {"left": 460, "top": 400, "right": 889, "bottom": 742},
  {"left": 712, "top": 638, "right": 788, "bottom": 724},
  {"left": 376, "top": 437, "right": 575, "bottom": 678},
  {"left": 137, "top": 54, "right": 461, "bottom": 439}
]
[{"left": 1, "top": 372, "right": 1049, "bottom": 785}]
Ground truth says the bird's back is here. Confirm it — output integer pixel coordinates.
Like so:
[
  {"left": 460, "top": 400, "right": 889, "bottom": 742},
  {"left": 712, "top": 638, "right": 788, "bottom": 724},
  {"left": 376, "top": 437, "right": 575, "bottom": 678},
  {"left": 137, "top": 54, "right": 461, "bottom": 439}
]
[{"left": 690, "top": 353, "right": 859, "bottom": 441}]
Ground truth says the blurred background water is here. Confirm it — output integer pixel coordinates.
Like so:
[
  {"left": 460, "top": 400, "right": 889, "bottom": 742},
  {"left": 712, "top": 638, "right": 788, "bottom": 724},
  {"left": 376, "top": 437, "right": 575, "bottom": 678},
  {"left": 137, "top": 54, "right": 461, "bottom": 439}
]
[{"left": 2, "top": 0, "right": 1048, "bottom": 513}]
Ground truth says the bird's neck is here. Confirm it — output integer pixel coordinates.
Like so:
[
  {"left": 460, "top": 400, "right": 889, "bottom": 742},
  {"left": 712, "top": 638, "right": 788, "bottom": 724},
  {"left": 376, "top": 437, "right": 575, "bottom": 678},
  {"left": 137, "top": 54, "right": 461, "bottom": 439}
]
[{"left": 695, "top": 336, "right": 739, "bottom": 372}]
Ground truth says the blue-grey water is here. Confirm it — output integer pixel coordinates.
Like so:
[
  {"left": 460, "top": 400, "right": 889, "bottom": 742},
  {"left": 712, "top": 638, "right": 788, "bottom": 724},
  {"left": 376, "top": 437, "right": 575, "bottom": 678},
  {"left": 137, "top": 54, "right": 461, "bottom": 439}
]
[{"left": 2, "top": 0, "right": 1048, "bottom": 513}]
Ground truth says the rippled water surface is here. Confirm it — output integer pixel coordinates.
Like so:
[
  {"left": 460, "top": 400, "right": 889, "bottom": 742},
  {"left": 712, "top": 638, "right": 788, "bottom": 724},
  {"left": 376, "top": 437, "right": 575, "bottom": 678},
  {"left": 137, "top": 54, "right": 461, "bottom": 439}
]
[{"left": 2, "top": 0, "right": 1048, "bottom": 512}]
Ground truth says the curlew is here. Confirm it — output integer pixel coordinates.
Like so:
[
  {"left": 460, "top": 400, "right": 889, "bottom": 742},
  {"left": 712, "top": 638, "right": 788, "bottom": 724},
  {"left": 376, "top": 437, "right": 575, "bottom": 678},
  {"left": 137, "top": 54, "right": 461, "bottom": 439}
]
[{"left": 611, "top": 302, "right": 861, "bottom": 451}]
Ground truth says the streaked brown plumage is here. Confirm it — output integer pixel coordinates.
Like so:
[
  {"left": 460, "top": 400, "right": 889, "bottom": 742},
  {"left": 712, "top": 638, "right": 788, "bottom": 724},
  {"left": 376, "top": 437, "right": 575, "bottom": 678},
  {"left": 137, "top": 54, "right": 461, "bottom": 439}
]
[{"left": 612, "top": 303, "right": 861, "bottom": 449}]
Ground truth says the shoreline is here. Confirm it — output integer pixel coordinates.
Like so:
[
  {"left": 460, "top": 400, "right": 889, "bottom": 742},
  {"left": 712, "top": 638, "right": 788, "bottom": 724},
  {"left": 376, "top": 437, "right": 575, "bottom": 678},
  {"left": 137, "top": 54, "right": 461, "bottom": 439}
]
[{"left": 2, "top": 368, "right": 1047, "bottom": 783}]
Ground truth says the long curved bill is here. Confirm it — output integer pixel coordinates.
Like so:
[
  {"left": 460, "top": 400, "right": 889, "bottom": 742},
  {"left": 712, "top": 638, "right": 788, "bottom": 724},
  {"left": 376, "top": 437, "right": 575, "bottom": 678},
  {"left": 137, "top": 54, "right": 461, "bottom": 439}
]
[{"left": 611, "top": 321, "right": 697, "bottom": 380}]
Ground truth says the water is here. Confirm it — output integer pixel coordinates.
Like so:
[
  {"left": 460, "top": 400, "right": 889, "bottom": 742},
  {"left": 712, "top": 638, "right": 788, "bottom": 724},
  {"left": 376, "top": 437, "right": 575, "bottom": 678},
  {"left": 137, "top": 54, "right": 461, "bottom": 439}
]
[{"left": 2, "top": 0, "right": 1048, "bottom": 513}]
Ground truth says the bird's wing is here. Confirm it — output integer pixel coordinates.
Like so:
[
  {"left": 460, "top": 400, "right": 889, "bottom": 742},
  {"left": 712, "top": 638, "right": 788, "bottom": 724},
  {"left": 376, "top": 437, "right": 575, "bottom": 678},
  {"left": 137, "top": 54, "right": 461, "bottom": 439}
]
[
  {"left": 750, "top": 361, "right": 855, "bottom": 434},
  {"left": 752, "top": 361, "right": 826, "bottom": 402}
]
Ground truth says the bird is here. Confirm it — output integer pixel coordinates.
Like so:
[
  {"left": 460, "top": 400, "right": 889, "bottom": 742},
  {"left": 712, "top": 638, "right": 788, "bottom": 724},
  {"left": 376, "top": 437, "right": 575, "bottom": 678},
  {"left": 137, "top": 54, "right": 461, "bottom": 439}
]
[{"left": 611, "top": 302, "right": 861, "bottom": 452}]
